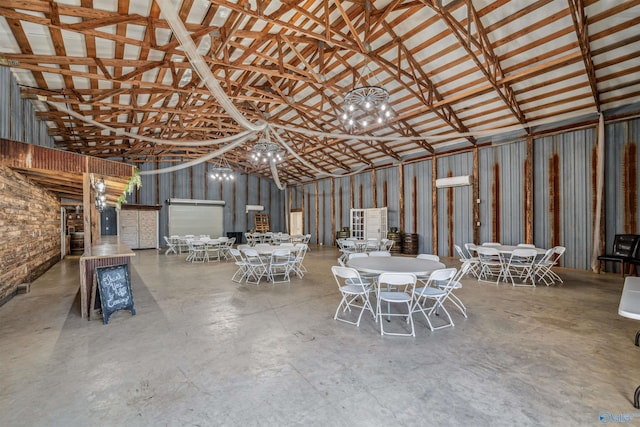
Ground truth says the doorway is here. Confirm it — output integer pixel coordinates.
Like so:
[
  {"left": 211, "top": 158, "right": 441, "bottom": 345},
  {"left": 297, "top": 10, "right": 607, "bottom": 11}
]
[{"left": 290, "top": 210, "right": 303, "bottom": 235}]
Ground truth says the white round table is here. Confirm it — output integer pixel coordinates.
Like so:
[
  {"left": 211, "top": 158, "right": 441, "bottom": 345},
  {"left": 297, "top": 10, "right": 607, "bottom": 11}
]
[
  {"left": 347, "top": 256, "right": 445, "bottom": 276},
  {"left": 491, "top": 245, "right": 547, "bottom": 256}
]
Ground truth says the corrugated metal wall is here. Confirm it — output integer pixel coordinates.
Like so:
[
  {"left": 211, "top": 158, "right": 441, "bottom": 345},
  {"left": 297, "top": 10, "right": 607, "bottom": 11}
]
[
  {"left": 375, "top": 166, "right": 400, "bottom": 233},
  {"left": 534, "top": 128, "right": 596, "bottom": 270},
  {"left": 478, "top": 141, "right": 527, "bottom": 245},
  {"left": 0, "top": 67, "right": 54, "bottom": 147},
  {"left": 402, "top": 159, "right": 433, "bottom": 254},
  {"left": 437, "top": 152, "right": 474, "bottom": 256},
  {"left": 133, "top": 161, "right": 286, "bottom": 244},
  {"left": 604, "top": 118, "right": 640, "bottom": 257}
]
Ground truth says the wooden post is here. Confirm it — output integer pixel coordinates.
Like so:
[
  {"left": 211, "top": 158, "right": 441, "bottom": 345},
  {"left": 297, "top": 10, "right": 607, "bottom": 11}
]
[
  {"left": 331, "top": 178, "right": 335, "bottom": 245},
  {"left": 473, "top": 146, "right": 480, "bottom": 245},
  {"left": 431, "top": 156, "right": 438, "bottom": 254},
  {"left": 315, "top": 181, "right": 319, "bottom": 245},
  {"left": 350, "top": 175, "right": 354, "bottom": 209},
  {"left": 524, "top": 137, "right": 534, "bottom": 244},
  {"left": 301, "top": 185, "right": 306, "bottom": 234},
  {"left": 82, "top": 172, "right": 92, "bottom": 253},
  {"left": 398, "top": 163, "right": 404, "bottom": 234},
  {"left": 371, "top": 168, "right": 377, "bottom": 208}
]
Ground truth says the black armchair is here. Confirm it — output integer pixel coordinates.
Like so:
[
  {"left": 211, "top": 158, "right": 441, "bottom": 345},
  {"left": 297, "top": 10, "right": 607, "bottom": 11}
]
[{"left": 598, "top": 234, "right": 640, "bottom": 276}]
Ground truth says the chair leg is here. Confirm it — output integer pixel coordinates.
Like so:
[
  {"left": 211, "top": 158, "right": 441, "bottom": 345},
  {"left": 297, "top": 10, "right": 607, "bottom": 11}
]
[
  {"left": 635, "top": 385, "right": 640, "bottom": 409},
  {"left": 635, "top": 330, "right": 640, "bottom": 347}
]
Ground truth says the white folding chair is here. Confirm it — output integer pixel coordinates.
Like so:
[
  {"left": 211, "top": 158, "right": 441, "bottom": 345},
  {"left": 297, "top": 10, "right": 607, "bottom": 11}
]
[
  {"left": 186, "top": 239, "right": 208, "bottom": 263},
  {"left": 455, "top": 244, "right": 480, "bottom": 278},
  {"left": 482, "top": 242, "right": 502, "bottom": 247},
  {"left": 505, "top": 248, "right": 538, "bottom": 286},
  {"left": 229, "top": 248, "right": 249, "bottom": 283},
  {"left": 269, "top": 249, "right": 292, "bottom": 284},
  {"left": 438, "top": 262, "right": 472, "bottom": 318},
  {"left": 331, "top": 266, "right": 374, "bottom": 327},
  {"left": 163, "top": 236, "right": 177, "bottom": 255},
  {"left": 416, "top": 253, "right": 440, "bottom": 261},
  {"left": 475, "top": 246, "right": 505, "bottom": 284},
  {"left": 242, "top": 248, "right": 267, "bottom": 284},
  {"left": 376, "top": 272, "right": 417, "bottom": 337},
  {"left": 205, "top": 239, "right": 221, "bottom": 262},
  {"left": 535, "top": 246, "right": 565, "bottom": 286},
  {"left": 339, "top": 239, "right": 357, "bottom": 263},
  {"left": 411, "top": 268, "right": 457, "bottom": 331},
  {"left": 290, "top": 244, "right": 308, "bottom": 277}
]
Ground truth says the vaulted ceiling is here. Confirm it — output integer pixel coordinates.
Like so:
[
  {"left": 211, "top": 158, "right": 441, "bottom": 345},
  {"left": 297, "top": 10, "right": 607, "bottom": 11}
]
[{"left": 0, "top": 0, "right": 639, "bottom": 184}]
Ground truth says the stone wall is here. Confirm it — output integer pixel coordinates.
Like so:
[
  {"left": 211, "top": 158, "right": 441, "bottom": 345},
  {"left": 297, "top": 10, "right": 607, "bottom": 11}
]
[{"left": 0, "top": 165, "right": 61, "bottom": 304}]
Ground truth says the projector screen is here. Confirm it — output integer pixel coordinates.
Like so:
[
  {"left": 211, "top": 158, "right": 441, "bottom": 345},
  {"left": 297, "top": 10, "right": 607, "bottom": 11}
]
[{"left": 168, "top": 199, "right": 225, "bottom": 237}]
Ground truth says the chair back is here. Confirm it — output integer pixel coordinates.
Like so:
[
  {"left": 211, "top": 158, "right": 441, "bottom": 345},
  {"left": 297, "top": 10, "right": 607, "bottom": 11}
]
[
  {"left": 464, "top": 243, "right": 478, "bottom": 257},
  {"left": 271, "top": 249, "right": 291, "bottom": 264},
  {"left": 377, "top": 272, "right": 417, "bottom": 294},
  {"left": 509, "top": 248, "right": 538, "bottom": 264},
  {"left": 482, "top": 242, "right": 501, "bottom": 247},
  {"left": 454, "top": 244, "right": 468, "bottom": 261},
  {"left": 331, "top": 266, "right": 367, "bottom": 288},
  {"left": 417, "top": 253, "right": 439, "bottom": 262},
  {"left": 611, "top": 234, "right": 639, "bottom": 257},
  {"left": 369, "top": 251, "right": 391, "bottom": 257},
  {"left": 348, "top": 252, "right": 368, "bottom": 259},
  {"left": 517, "top": 243, "right": 536, "bottom": 248}
]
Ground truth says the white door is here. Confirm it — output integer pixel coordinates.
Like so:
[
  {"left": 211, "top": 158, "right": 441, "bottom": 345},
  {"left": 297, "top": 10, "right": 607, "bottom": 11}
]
[
  {"left": 365, "top": 208, "right": 387, "bottom": 240},
  {"left": 290, "top": 211, "right": 303, "bottom": 235},
  {"left": 119, "top": 210, "right": 139, "bottom": 249}
]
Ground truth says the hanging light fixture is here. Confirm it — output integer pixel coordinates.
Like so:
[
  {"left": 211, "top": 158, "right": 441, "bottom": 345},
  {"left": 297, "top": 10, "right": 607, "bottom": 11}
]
[
  {"left": 250, "top": 132, "right": 285, "bottom": 164},
  {"left": 342, "top": 58, "right": 391, "bottom": 130},
  {"left": 91, "top": 175, "right": 107, "bottom": 212},
  {"left": 210, "top": 156, "right": 235, "bottom": 181}
]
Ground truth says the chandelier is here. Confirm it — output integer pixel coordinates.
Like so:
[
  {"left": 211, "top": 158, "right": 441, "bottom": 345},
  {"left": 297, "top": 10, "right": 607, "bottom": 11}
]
[
  {"left": 210, "top": 156, "right": 234, "bottom": 181},
  {"left": 251, "top": 136, "right": 284, "bottom": 164},
  {"left": 91, "top": 174, "right": 107, "bottom": 212},
  {"left": 342, "top": 60, "right": 391, "bottom": 129}
]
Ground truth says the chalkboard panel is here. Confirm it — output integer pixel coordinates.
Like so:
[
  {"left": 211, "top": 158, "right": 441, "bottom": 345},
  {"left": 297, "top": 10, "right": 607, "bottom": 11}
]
[{"left": 95, "top": 264, "right": 136, "bottom": 324}]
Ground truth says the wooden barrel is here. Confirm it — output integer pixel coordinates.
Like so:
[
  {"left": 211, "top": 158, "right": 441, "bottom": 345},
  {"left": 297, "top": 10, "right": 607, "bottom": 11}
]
[
  {"left": 335, "top": 230, "right": 349, "bottom": 245},
  {"left": 70, "top": 232, "right": 85, "bottom": 255},
  {"left": 387, "top": 231, "right": 402, "bottom": 254},
  {"left": 402, "top": 233, "right": 419, "bottom": 255}
]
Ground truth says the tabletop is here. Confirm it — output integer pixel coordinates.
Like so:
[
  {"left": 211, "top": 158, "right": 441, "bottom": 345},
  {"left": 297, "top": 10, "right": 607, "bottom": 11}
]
[
  {"left": 252, "top": 245, "right": 290, "bottom": 255},
  {"left": 348, "top": 256, "right": 445, "bottom": 276},
  {"left": 619, "top": 277, "right": 640, "bottom": 321},
  {"left": 479, "top": 245, "right": 547, "bottom": 256}
]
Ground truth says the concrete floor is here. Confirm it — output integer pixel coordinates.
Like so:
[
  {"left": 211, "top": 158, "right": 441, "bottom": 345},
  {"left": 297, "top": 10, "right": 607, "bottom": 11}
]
[{"left": 1, "top": 246, "right": 639, "bottom": 426}]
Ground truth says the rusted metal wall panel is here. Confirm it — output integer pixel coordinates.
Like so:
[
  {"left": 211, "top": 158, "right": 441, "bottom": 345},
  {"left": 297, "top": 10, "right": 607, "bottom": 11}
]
[
  {"left": 334, "top": 176, "right": 350, "bottom": 231},
  {"left": 604, "top": 118, "right": 640, "bottom": 256},
  {"left": 156, "top": 161, "right": 173, "bottom": 240},
  {"left": 437, "top": 152, "right": 473, "bottom": 256},
  {"left": 478, "top": 141, "right": 527, "bottom": 245},
  {"left": 289, "top": 184, "right": 302, "bottom": 211},
  {"left": 0, "top": 67, "right": 54, "bottom": 147},
  {"left": 304, "top": 182, "right": 316, "bottom": 243},
  {"left": 271, "top": 182, "right": 285, "bottom": 233},
  {"left": 0, "top": 69, "right": 10, "bottom": 141},
  {"left": 316, "top": 179, "right": 331, "bottom": 245},
  {"left": 138, "top": 162, "right": 157, "bottom": 205},
  {"left": 352, "top": 171, "right": 372, "bottom": 209},
  {"left": 189, "top": 163, "right": 206, "bottom": 200},
  {"left": 376, "top": 166, "right": 400, "bottom": 232},
  {"left": 10, "top": 76, "right": 22, "bottom": 143},
  {"left": 534, "top": 128, "right": 596, "bottom": 270},
  {"left": 403, "top": 159, "right": 433, "bottom": 254}
]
